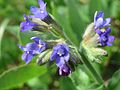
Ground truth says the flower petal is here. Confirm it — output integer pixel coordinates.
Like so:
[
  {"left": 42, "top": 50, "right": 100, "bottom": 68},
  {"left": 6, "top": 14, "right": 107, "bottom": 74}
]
[
  {"left": 23, "top": 14, "right": 29, "bottom": 21},
  {"left": 34, "top": 45, "right": 46, "bottom": 54},
  {"left": 107, "top": 42, "right": 112, "bottom": 46},
  {"left": 26, "top": 43, "right": 38, "bottom": 51},
  {"left": 38, "top": 0, "right": 45, "bottom": 7},
  {"left": 95, "top": 29, "right": 102, "bottom": 35},
  {"left": 94, "top": 11, "right": 104, "bottom": 23},
  {"left": 38, "top": 0, "right": 46, "bottom": 8},
  {"left": 18, "top": 45, "right": 26, "bottom": 51},
  {"left": 103, "top": 18, "right": 111, "bottom": 27},
  {"left": 95, "top": 18, "right": 103, "bottom": 28},
  {"left": 64, "top": 53, "right": 70, "bottom": 62},
  {"left": 105, "top": 28, "right": 111, "bottom": 34},
  {"left": 30, "top": 1, "right": 48, "bottom": 20},
  {"left": 31, "top": 37, "right": 40, "bottom": 44},
  {"left": 30, "top": 6, "right": 40, "bottom": 15},
  {"left": 96, "top": 11, "right": 104, "bottom": 18},
  {"left": 56, "top": 57, "right": 65, "bottom": 67},
  {"left": 22, "top": 52, "right": 33, "bottom": 64},
  {"left": 58, "top": 64, "right": 71, "bottom": 76},
  {"left": 20, "top": 15, "right": 36, "bottom": 32},
  {"left": 20, "top": 22, "right": 33, "bottom": 32},
  {"left": 50, "top": 50, "right": 57, "bottom": 61},
  {"left": 63, "top": 44, "right": 69, "bottom": 52},
  {"left": 108, "top": 36, "right": 115, "bottom": 43}
]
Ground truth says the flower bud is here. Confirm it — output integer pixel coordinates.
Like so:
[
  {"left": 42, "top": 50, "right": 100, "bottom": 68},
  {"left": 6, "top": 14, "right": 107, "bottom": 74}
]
[
  {"left": 82, "top": 23, "right": 99, "bottom": 47},
  {"left": 46, "top": 39, "right": 65, "bottom": 49},
  {"left": 70, "top": 49, "right": 82, "bottom": 65},
  {"left": 58, "top": 64, "right": 71, "bottom": 76},
  {"left": 83, "top": 23, "right": 95, "bottom": 39},
  {"left": 81, "top": 22, "right": 109, "bottom": 63},
  {"left": 31, "top": 18, "right": 52, "bottom": 32},
  {"left": 37, "top": 50, "right": 52, "bottom": 65}
]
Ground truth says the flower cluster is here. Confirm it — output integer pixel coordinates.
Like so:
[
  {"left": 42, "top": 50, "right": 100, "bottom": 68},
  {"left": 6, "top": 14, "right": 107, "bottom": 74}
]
[
  {"left": 19, "top": 0, "right": 115, "bottom": 76},
  {"left": 50, "top": 44, "right": 71, "bottom": 76},
  {"left": 19, "top": 0, "right": 73, "bottom": 76},
  {"left": 20, "top": 14, "right": 37, "bottom": 32},
  {"left": 82, "top": 11, "right": 115, "bottom": 63},
  {"left": 19, "top": 37, "right": 46, "bottom": 64},
  {"left": 30, "top": 0, "right": 48, "bottom": 20},
  {"left": 20, "top": 0, "right": 54, "bottom": 32},
  {"left": 50, "top": 44, "right": 70, "bottom": 67},
  {"left": 19, "top": 38, "right": 72, "bottom": 76},
  {"left": 94, "top": 11, "right": 111, "bottom": 29},
  {"left": 94, "top": 11, "right": 115, "bottom": 47}
]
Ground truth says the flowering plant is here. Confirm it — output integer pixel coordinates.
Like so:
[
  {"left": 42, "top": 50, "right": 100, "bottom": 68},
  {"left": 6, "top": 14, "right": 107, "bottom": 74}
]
[
  {"left": 1, "top": 0, "right": 120, "bottom": 90},
  {"left": 18, "top": 0, "right": 115, "bottom": 89}
]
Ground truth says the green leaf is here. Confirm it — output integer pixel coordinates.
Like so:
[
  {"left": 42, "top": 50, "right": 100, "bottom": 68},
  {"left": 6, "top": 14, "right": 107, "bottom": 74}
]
[
  {"left": 19, "top": 30, "right": 39, "bottom": 45},
  {"left": 70, "top": 67, "right": 105, "bottom": 90},
  {"left": 110, "top": 0, "right": 120, "bottom": 18},
  {"left": 66, "top": 0, "right": 85, "bottom": 44},
  {"left": 6, "top": 25, "right": 20, "bottom": 39},
  {"left": 57, "top": 7, "right": 79, "bottom": 46},
  {"left": 108, "top": 69, "right": 120, "bottom": 90},
  {"left": 89, "top": 0, "right": 102, "bottom": 20},
  {"left": 59, "top": 77, "right": 77, "bottom": 90},
  {"left": 0, "top": 64, "right": 47, "bottom": 90},
  {"left": 0, "top": 19, "right": 9, "bottom": 59},
  {"left": 89, "top": 0, "right": 110, "bottom": 19},
  {"left": 70, "top": 68, "right": 90, "bottom": 86},
  {"left": 1, "top": 36, "right": 19, "bottom": 70},
  {"left": 51, "top": 3, "right": 79, "bottom": 46}
]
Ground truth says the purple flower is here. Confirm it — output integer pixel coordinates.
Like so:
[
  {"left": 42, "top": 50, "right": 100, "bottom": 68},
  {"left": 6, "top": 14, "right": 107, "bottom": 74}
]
[
  {"left": 50, "top": 44, "right": 70, "bottom": 67},
  {"left": 31, "top": 37, "right": 46, "bottom": 53},
  {"left": 30, "top": 0, "right": 48, "bottom": 20},
  {"left": 58, "top": 64, "right": 71, "bottom": 76},
  {"left": 19, "top": 37, "right": 46, "bottom": 64},
  {"left": 20, "top": 14, "right": 37, "bottom": 32},
  {"left": 19, "top": 45, "right": 35, "bottom": 64},
  {"left": 96, "top": 28, "right": 115, "bottom": 46},
  {"left": 94, "top": 11, "right": 111, "bottom": 29}
]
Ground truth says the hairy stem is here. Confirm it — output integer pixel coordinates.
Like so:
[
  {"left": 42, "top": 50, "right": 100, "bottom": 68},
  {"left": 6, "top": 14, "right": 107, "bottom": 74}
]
[{"left": 76, "top": 47, "right": 104, "bottom": 85}]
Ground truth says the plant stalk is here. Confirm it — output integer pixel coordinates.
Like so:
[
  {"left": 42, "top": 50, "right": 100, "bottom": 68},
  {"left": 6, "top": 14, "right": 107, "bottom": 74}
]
[{"left": 77, "top": 47, "right": 104, "bottom": 85}]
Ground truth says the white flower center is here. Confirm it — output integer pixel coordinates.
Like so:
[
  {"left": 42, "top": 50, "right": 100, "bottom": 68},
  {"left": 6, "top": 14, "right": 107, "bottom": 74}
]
[
  {"left": 27, "top": 51, "right": 29, "bottom": 54},
  {"left": 40, "top": 10, "right": 44, "bottom": 13},
  {"left": 38, "top": 44, "right": 43, "bottom": 48},
  {"left": 102, "top": 36, "right": 107, "bottom": 42}
]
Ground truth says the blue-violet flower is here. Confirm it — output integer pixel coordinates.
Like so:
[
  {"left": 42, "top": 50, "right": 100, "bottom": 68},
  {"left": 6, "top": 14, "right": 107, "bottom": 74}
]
[
  {"left": 19, "top": 37, "right": 46, "bottom": 64},
  {"left": 96, "top": 28, "right": 115, "bottom": 46},
  {"left": 50, "top": 44, "right": 70, "bottom": 67},
  {"left": 94, "top": 11, "right": 111, "bottom": 29},
  {"left": 59, "top": 64, "right": 71, "bottom": 76},
  {"left": 30, "top": 0, "right": 48, "bottom": 20},
  {"left": 20, "top": 14, "right": 37, "bottom": 32}
]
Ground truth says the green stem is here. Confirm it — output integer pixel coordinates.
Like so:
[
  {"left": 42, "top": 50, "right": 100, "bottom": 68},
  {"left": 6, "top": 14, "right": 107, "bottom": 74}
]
[{"left": 76, "top": 47, "right": 104, "bottom": 85}]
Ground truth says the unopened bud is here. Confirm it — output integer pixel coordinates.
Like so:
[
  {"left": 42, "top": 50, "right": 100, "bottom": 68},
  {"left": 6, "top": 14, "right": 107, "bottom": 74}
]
[
  {"left": 32, "top": 18, "right": 52, "bottom": 32},
  {"left": 82, "top": 23, "right": 99, "bottom": 47},
  {"left": 46, "top": 39, "right": 65, "bottom": 49},
  {"left": 37, "top": 50, "right": 52, "bottom": 65},
  {"left": 83, "top": 23, "right": 95, "bottom": 40}
]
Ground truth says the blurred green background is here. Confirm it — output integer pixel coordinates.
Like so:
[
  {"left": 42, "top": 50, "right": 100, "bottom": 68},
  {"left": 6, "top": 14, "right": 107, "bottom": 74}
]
[{"left": 0, "top": 0, "right": 120, "bottom": 90}]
